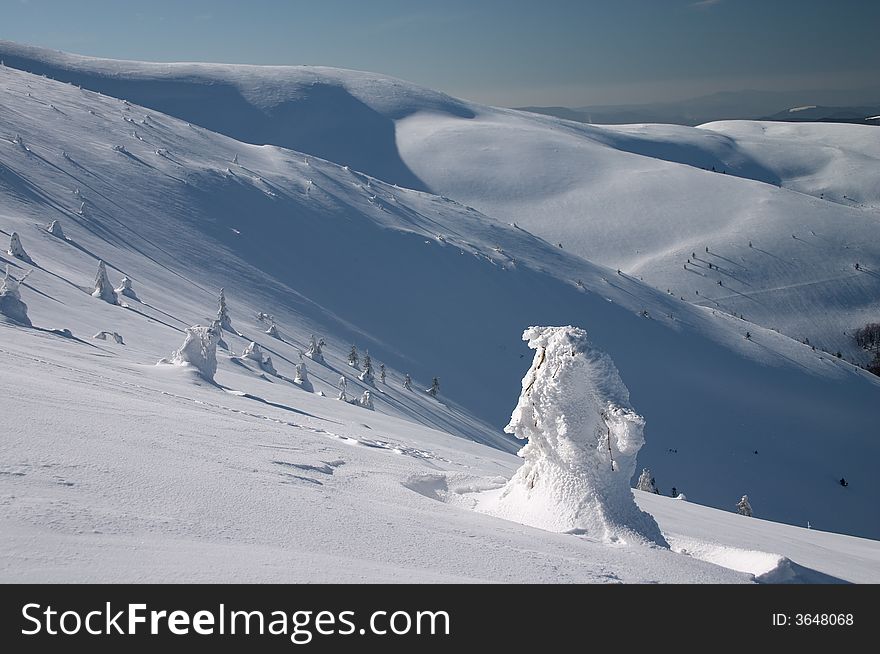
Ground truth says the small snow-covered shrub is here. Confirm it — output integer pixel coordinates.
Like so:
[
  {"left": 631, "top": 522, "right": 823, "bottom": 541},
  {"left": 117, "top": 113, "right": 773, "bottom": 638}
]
[
  {"left": 358, "top": 351, "right": 374, "bottom": 384},
  {"left": 356, "top": 390, "right": 374, "bottom": 410},
  {"left": 305, "top": 335, "right": 325, "bottom": 364},
  {"left": 93, "top": 331, "right": 124, "bottom": 344},
  {"left": 115, "top": 276, "right": 139, "bottom": 301},
  {"left": 294, "top": 362, "right": 313, "bottom": 392},
  {"left": 47, "top": 220, "right": 65, "bottom": 238},
  {"left": 636, "top": 468, "right": 658, "bottom": 494},
  {"left": 241, "top": 341, "right": 277, "bottom": 375},
  {"left": 426, "top": 377, "right": 440, "bottom": 397}
]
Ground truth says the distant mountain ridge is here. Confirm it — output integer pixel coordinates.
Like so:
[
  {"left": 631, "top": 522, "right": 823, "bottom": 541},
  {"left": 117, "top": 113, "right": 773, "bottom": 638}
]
[{"left": 516, "top": 87, "right": 880, "bottom": 125}]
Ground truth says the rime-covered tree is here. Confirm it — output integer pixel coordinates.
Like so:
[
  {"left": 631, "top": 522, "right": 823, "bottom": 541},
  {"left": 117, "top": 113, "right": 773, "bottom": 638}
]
[
  {"left": 8, "top": 232, "right": 32, "bottom": 264},
  {"left": 92, "top": 260, "right": 117, "bottom": 304},
  {"left": 216, "top": 288, "right": 235, "bottom": 332},
  {"left": 855, "top": 323, "right": 880, "bottom": 354},
  {"left": 379, "top": 363, "right": 386, "bottom": 384},
  {"left": 636, "top": 468, "right": 658, "bottom": 494},
  {"left": 161, "top": 325, "right": 219, "bottom": 381},
  {"left": 736, "top": 495, "right": 753, "bottom": 517},
  {"left": 115, "top": 276, "right": 140, "bottom": 301},
  {"left": 348, "top": 345, "right": 360, "bottom": 369},
  {"left": 305, "top": 334, "right": 325, "bottom": 363},
  {"left": 0, "top": 265, "right": 32, "bottom": 326},
  {"left": 358, "top": 390, "right": 374, "bottom": 410},
  {"left": 241, "top": 341, "right": 275, "bottom": 375},
  {"left": 337, "top": 375, "right": 348, "bottom": 401},
  {"left": 294, "top": 362, "right": 313, "bottom": 391},
  {"left": 426, "top": 377, "right": 440, "bottom": 397},
  {"left": 403, "top": 373, "right": 413, "bottom": 390},
  {"left": 47, "top": 220, "right": 65, "bottom": 238},
  {"left": 359, "top": 351, "right": 374, "bottom": 383},
  {"left": 492, "top": 326, "right": 667, "bottom": 545},
  {"left": 209, "top": 319, "right": 229, "bottom": 351}
]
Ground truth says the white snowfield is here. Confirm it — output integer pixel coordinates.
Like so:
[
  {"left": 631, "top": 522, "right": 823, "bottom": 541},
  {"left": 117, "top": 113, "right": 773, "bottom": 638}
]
[{"left": 0, "top": 46, "right": 879, "bottom": 582}]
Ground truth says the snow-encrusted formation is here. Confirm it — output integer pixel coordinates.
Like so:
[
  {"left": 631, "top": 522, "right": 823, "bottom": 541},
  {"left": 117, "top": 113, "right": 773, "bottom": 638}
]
[
  {"left": 46, "top": 220, "right": 65, "bottom": 238},
  {"left": 241, "top": 341, "right": 276, "bottom": 375},
  {"left": 358, "top": 351, "right": 374, "bottom": 384},
  {"left": 490, "top": 326, "right": 667, "bottom": 546},
  {"left": 737, "top": 495, "right": 753, "bottom": 517},
  {"left": 337, "top": 375, "right": 347, "bottom": 401},
  {"left": 265, "top": 322, "right": 279, "bottom": 338},
  {"left": 637, "top": 468, "right": 659, "bottom": 494},
  {"left": 426, "top": 377, "right": 440, "bottom": 397},
  {"left": 91, "top": 261, "right": 117, "bottom": 304},
  {"left": 0, "top": 265, "right": 32, "bottom": 326},
  {"left": 348, "top": 345, "right": 359, "bottom": 368},
  {"left": 294, "top": 362, "right": 313, "bottom": 392},
  {"left": 93, "top": 331, "right": 124, "bottom": 344},
  {"left": 403, "top": 374, "right": 413, "bottom": 390},
  {"left": 357, "top": 389, "right": 374, "bottom": 410},
  {"left": 209, "top": 319, "right": 229, "bottom": 351},
  {"left": 8, "top": 232, "right": 32, "bottom": 264},
  {"left": 162, "top": 324, "right": 219, "bottom": 381},
  {"left": 305, "top": 335, "right": 325, "bottom": 364},
  {"left": 216, "top": 288, "right": 235, "bottom": 333},
  {"left": 115, "top": 276, "right": 139, "bottom": 301},
  {"left": 242, "top": 341, "right": 264, "bottom": 362}
]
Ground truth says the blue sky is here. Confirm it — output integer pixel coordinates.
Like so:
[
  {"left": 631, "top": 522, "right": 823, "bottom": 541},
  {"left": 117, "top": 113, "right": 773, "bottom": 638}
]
[{"left": 2, "top": 0, "right": 877, "bottom": 106}]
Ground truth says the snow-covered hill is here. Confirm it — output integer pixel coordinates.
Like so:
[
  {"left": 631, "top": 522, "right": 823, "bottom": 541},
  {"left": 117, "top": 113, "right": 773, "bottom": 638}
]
[
  {"left": 3, "top": 41, "right": 877, "bottom": 363},
  {"left": 1, "top": 51, "right": 879, "bottom": 580}
]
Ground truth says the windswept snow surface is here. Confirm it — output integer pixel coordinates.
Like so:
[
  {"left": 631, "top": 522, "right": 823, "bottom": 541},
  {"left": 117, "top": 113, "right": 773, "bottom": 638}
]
[
  {"left": 0, "top": 53, "right": 878, "bottom": 579},
  {"left": 2, "top": 41, "right": 876, "bottom": 361}
]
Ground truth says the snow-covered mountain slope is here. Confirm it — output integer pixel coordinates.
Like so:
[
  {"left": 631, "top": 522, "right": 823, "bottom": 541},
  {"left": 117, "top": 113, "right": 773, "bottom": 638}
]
[
  {"left": 3, "top": 340, "right": 878, "bottom": 583},
  {"left": 0, "top": 59, "right": 878, "bottom": 550},
  {"left": 4, "top": 41, "right": 876, "bottom": 362},
  {"left": 396, "top": 115, "right": 880, "bottom": 363},
  {"left": 5, "top": 338, "right": 875, "bottom": 585}
]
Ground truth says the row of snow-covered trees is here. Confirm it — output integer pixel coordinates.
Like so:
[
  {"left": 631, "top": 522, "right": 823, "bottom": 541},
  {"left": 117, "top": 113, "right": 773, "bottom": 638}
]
[
  {"left": 854, "top": 322, "right": 880, "bottom": 376},
  {"left": 637, "top": 468, "right": 753, "bottom": 516},
  {"left": 165, "top": 287, "right": 442, "bottom": 412},
  {"left": 345, "top": 344, "right": 440, "bottom": 396},
  {"left": 5, "top": 228, "right": 138, "bottom": 308},
  {"left": 4, "top": 228, "right": 440, "bottom": 409}
]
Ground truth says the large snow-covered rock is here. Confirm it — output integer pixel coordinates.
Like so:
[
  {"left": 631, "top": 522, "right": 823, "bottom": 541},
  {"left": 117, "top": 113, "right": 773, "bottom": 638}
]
[{"left": 491, "top": 326, "right": 667, "bottom": 546}]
